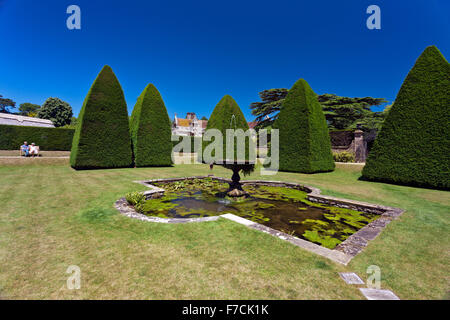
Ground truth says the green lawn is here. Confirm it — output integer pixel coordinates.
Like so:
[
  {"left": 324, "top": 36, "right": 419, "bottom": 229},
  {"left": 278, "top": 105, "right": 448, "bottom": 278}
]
[{"left": 0, "top": 159, "right": 448, "bottom": 299}]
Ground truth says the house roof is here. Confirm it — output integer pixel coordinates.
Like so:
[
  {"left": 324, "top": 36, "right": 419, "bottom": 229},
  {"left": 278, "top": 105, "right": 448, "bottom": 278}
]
[
  {"left": 247, "top": 121, "right": 258, "bottom": 129},
  {"left": 0, "top": 113, "right": 55, "bottom": 127},
  {"left": 176, "top": 118, "right": 191, "bottom": 127}
]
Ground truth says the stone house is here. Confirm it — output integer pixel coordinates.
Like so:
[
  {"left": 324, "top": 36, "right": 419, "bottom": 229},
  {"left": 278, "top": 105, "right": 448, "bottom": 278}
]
[{"left": 172, "top": 113, "right": 207, "bottom": 137}]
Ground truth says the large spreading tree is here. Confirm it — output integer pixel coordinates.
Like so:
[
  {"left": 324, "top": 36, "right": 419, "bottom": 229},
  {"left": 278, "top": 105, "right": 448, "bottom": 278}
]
[
  {"left": 37, "top": 97, "right": 73, "bottom": 127},
  {"left": 18, "top": 103, "right": 41, "bottom": 117},
  {"left": 70, "top": 65, "right": 132, "bottom": 169},
  {"left": 274, "top": 78, "right": 334, "bottom": 173},
  {"left": 362, "top": 46, "right": 450, "bottom": 189},
  {"left": 130, "top": 83, "right": 173, "bottom": 167},
  {"left": 251, "top": 89, "right": 387, "bottom": 131},
  {"left": 0, "top": 95, "right": 16, "bottom": 113}
]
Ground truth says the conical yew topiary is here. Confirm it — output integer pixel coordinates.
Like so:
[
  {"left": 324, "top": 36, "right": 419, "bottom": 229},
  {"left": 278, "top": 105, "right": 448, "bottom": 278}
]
[
  {"left": 274, "top": 78, "right": 334, "bottom": 173},
  {"left": 362, "top": 46, "right": 450, "bottom": 189},
  {"left": 130, "top": 84, "right": 173, "bottom": 167},
  {"left": 203, "top": 94, "right": 251, "bottom": 164},
  {"left": 70, "top": 65, "right": 132, "bottom": 169}
]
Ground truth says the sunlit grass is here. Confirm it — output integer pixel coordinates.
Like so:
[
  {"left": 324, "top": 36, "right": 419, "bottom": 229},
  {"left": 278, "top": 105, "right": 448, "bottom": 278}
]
[{"left": 0, "top": 159, "right": 448, "bottom": 299}]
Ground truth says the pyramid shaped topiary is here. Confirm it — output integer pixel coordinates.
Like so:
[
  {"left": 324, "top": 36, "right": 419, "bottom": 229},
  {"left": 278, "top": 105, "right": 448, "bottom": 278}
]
[
  {"left": 362, "top": 46, "right": 450, "bottom": 189},
  {"left": 203, "top": 95, "right": 251, "bottom": 164},
  {"left": 130, "top": 84, "right": 173, "bottom": 167},
  {"left": 274, "top": 78, "right": 334, "bottom": 173},
  {"left": 70, "top": 65, "right": 132, "bottom": 169}
]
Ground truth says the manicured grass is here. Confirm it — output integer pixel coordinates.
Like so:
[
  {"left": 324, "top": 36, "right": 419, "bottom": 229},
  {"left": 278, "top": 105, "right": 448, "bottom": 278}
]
[{"left": 0, "top": 159, "right": 448, "bottom": 299}]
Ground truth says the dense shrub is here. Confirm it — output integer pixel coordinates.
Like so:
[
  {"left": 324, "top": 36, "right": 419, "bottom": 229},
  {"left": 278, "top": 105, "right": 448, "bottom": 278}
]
[
  {"left": 362, "top": 46, "right": 450, "bottom": 189},
  {"left": 0, "top": 124, "right": 74, "bottom": 150},
  {"left": 333, "top": 151, "right": 355, "bottom": 163},
  {"left": 130, "top": 84, "right": 173, "bottom": 167},
  {"left": 273, "top": 78, "right": 334, "bottom": 173},
  {"left": 125, "top": 191, "right": 145, "bottom": 206},
  {"left": 70, "top": 65, "right": 132, "bottom": 169},
  {"left": 38, "top": 97, "right": 73, "bottom": 127},
  {"left": 203, "top": 95, "right": 252, "bottom": 163}
]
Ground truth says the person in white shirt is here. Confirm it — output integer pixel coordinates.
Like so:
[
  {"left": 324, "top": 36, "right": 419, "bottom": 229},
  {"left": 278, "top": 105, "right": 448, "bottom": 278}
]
[{"left": 29, "top": 143, "right": 39, "bottom": 157}]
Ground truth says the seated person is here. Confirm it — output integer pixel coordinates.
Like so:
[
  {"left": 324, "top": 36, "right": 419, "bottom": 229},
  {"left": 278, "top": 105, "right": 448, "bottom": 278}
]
[
  {"left": 29, "top": 143, "right": 39, "bottom": 157},
  {"left": 20, "top": 141, "right": 29, "bottom": 156}
]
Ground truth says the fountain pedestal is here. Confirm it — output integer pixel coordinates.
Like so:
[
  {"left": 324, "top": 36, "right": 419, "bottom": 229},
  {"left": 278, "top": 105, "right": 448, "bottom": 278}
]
[{"left": 226, "top": 165, "right": 249, "bottom": 197}]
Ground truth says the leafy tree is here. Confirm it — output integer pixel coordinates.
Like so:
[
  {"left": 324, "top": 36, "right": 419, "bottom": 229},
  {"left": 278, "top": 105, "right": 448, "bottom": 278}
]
[
  {"left": 62, "top": 117, "right": 78, "bottom": 129},
  {"left": 19, "top": 103, "right": 41, "bottom": 116},
  {"left": 362, "top": 46, "right": 450, "bottom": 189},
  {"left": 200, "top": 116, "right": 208, "bottom": 120},
  {"left": 0, "top": 95, "right": 16, "bottom": 113},
  {"left": 37, "top": 97, "right": 73, "bottom": 127},
  {"left": 274, "top": 79, "right": 334, "bottom": 173},
  {"left": 70, "top": 65, "right": 132, "bottom": 169},
  {"left": 130, "top": 83, "right": 172, "bottom": 167},
  {"left": 251, "top": 90, "right": 387, "bottom": 131}
]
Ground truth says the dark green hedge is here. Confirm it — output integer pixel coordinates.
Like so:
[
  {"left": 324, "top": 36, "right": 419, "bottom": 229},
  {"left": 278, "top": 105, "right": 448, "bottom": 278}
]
[
  {"left": 130, "top": 84, "right": 172, "bottom": 167},
  {"left": 362, "top": 46, "right": 450, "bottom": 189},
  {"left": 70, "top": 65, "right": 133, "bottom": 169},
  {"left": 274, "top": 78, "right": 334, "bottom": 173},
  {"left": 0, "top": 124, "right": 74, "bottom": 150},
  {"left": 202, "top": 95, "right": 251, "bottom": 163}
]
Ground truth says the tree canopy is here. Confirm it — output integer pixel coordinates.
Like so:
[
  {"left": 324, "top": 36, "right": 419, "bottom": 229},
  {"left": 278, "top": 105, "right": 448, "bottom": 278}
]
[
  {"left": 0, "top": 95, "right": 16, "bottom": 113},
  {"left": 19, "top": 103, "right": 41, "bottom": 116},
  {"left": 37, "top": 97, "right": 73, "bottom": 127},
  {"left": 251, "top": 89, "right": 387, "bottom": 131}
]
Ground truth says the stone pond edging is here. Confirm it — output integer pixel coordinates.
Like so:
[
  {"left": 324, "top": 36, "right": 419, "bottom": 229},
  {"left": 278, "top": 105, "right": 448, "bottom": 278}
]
[{"left": 114, "top": 175, "right": 404, "bottom": 265}]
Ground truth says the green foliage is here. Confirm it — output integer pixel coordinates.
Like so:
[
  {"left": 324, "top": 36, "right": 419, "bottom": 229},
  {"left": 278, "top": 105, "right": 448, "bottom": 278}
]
[
  {"left": 333, "top": 151, "right": 355, "bottom": 163},
  {"left": 319, "top": 94, "right": 387, "bottom": 130},
  {"left": 62, "top": 117, "right": 78, "bottom": 129},
  {"left": 250, "top": 89, "right": 387, "bottom": 131},
  {"left": 274, "top": 78, "right": 335, "bottom": 173},
  {"left": 70, "top": 65, "right": 132, "bottom": 169},
  {"left": 18, "top": 103, "right": 40, "bottom": 116},
  {"left": 37, "top": 97, "right": 73, "bottom": 127},
  {"left": 130, "top": 84, "right": 173, "bottom": 167},
  {"left": 0, "top": 94, "right": 16, "bottom": 113},
  {"left": 0, "top": 124, "right": 74, "bottom": 150},
  {"left": 203, "top": 95, "right": 252, "bottom": 163},
  {"left": 362, "top": 46, "right": 450, "bottom": 189},
  {"left": 125, "top": 191, "right": 145, "bottom": 206}
]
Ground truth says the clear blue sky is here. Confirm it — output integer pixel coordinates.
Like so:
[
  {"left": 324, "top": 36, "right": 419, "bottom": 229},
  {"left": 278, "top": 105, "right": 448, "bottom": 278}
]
[{"left": 1, "top": 0, "right": 448, "bottom": 120}]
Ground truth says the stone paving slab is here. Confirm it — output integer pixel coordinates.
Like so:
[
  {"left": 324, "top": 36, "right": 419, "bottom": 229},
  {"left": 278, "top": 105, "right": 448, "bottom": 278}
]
[
  {"left": 359, "top": 288, "right": 400, "bottom": 300},
  {"left": 221, "top": 213, "right": 256, "bottom": 226},
  {"left": 339, "top": 272, "right": 364, "bottom": 285}
]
